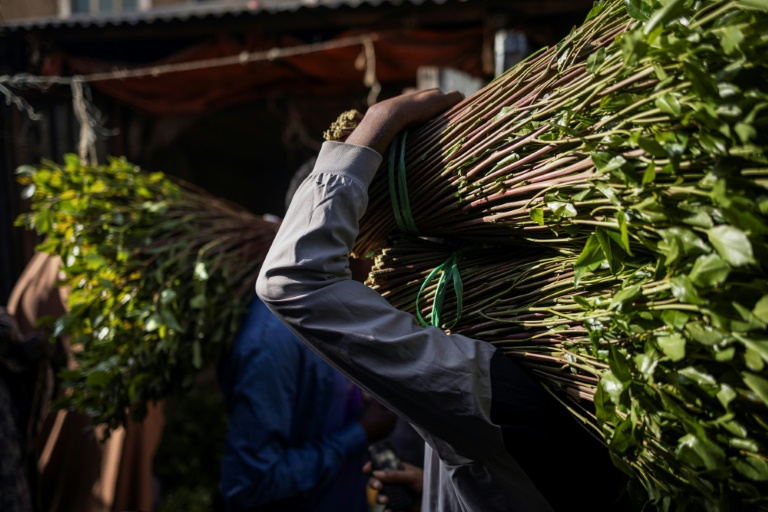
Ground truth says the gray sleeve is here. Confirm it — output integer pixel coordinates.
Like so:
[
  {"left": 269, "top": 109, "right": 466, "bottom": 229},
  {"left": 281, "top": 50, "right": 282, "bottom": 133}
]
[
  {"left": 257, "top": 141, "right": 564, "bottom": 511},
  {"left": 257, "top": 141, "right": 507, "bottom": 461}
]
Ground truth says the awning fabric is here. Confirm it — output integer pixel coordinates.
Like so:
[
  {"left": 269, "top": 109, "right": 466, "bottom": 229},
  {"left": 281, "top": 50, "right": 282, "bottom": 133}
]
[{"left": 41, "top": 27, "right": 484, "bottom": 115}]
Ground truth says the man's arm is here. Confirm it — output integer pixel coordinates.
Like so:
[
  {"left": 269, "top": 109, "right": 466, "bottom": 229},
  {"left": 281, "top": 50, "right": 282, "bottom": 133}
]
[
  {"left": 256, "top": 90, "right": 565, "bottom": 511},
  {"left": 256, "top": 90, "right": 628, "bottom": 512},
  {"left": 255, "top": 89, "right": 515, "bottom": 461}
]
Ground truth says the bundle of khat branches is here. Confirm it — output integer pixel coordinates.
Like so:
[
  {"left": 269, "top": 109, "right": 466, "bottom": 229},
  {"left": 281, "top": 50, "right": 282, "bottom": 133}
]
[
  {"left": 367, "top": 234, "right": 767, "bottom": 509},
  {"left": 353, "top": 0, "right": 767, "bottom": 260},
  {"left": 16, "top": 155, "right": 278, "bottom": 430},
  {"left": 349, "top": 0, "right": 768, "bottom": 509}
]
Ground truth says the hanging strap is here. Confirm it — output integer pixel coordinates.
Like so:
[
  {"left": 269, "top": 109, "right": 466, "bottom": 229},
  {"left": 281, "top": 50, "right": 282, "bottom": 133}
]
[
  {"left": 388, "top": 130, "right": 419, "bottom": 235},
  {"left": 416, "top": 251, "right": 463, "bottom": 330}
]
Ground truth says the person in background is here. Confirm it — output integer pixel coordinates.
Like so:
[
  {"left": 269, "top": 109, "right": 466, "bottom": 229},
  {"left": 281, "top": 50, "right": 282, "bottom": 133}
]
[
  {"left": 256, "top": 89, "right": 629, "bottom": 511},
  {"left": 6, "top": 251, "right": 165, "bottom": 512},
  {"left": 217, "top": 160, "right": 397, "bottom": 512},
  {"left": 0, "top": 305, "right": 42, "bottom": 512}
]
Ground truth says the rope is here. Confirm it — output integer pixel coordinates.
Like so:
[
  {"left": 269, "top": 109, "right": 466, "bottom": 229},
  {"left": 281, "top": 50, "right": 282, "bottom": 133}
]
[
  {"left": 387, "top": 130, "right": 419, "bottom": 235},
  {"left": 359, "top": 36, "right": 381, "bottom": 106},
  {"left": 416, "top": 251, "right": 464, "bottom": 330},
  {"left": 0, "top": 33, "right": 380, "bottom": 86},
  {"left": 0, "top": 33, "right": 382, "bottom": 163},
  {"left": 71, "top": 77, "right": 97, "bottom": 164}
]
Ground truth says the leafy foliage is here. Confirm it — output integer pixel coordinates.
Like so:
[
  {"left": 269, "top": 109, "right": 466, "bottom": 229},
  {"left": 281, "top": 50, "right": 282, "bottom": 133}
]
[
  {"left": 363, "top": 0, "right": 768, "bottom": 509},
  {"left": 15, "top": 155, "right": 277, "bottom": 430}
]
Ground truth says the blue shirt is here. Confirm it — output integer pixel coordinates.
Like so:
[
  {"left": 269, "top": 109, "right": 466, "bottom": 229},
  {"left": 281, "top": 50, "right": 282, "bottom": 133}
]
[{"left": 219, "top": 298, "right": 369, "bottom": 512}]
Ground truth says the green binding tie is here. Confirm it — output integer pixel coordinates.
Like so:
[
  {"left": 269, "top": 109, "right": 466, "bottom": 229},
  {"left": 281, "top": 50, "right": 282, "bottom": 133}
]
[
  {"left": 388, "top": 131, "right": 419, "bottom": 235},
  {"left": 416, "top": 251, "right": 463, "bottom": 330}
]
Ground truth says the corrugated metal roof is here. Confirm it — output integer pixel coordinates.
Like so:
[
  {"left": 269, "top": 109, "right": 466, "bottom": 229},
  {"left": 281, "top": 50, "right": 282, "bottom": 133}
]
[{"left": 2, "top": 0, "right": 449, "bottom": 31}]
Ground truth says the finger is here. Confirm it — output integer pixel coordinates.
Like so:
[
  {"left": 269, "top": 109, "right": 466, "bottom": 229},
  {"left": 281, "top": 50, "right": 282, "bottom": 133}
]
[
  {"left": 363, "top": 461, "right": 372, "bottom": 473},
  {"left": 372, "top": 469, "right": 414, "bottom": 485},
  {"left": 417, "top": 87, "right": 465, "bottom": 105},
  {"left": 408, "top": 89, "right": 465, "bottom": 123}
]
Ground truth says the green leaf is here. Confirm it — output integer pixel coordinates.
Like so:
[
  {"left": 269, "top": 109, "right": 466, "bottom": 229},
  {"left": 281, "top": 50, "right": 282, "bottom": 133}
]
[
  {"left": 658, "top": 227, "right": 708, "bottom": 266},
  {"left": 573, "top": 234, "right": 605, "bottom": 285},
  {"left": 146, "top": 314, "right": 162, "bottom": 332},
  {"left": 492, "top": 107, "right": 516, "bottom": 123},
  {"left": 717, "top": 384, "right": 737, "bottom": 409},
  {"left": 745, "top": 347, "right": 765, "bottom": 372},
  {"left": 572, "top": 295, "right": 592, "bottom": 310},
  {"left": 615, "top": 212, "right": 632, "bottom": 255},
  {"left": 679, "top": 366, "right": 717, "bottom": 388},
  {"left": 85, "top": 371, "right": 110, "bottom": 389},
  {"left": 688, "top": 254, "right": 730, "bottom": 287},
  {"left": 638, "top": 138, "right": 667, "bottom": 158},
  {"left": 643, "top": 0, "right": 686, "bottom": 36},
  {"left": 657, "top": 332, "right": 686, "bottom": 361},
  {"left": 610, "top": 283, "right": 643, "bottom": 310},
  {"left": 676, "top": 433, "right": 726, "bottom": 471},
  {"left": 707, "top": 225, "right": 755, "bottom": 267},
  {"left": 634, "top": 351, "right": 658, "bottom": 379},
  {"left": 661, "top": 309, "right": 689, "bottom": 329},
  {"left": 585, "top": 2, "right": 605, "bottom": 20},
  {"left": 546, "top": 200, "right": 578, "bottom": 218},
  {"left": 586, "top": 48, "right": 606, "bottom": 75},
  {"left": 681, "top": 210, "right": 713, "bottom": 229},
  {"left": 490, "top": 152, "right": 520, "bottom": 172},
  {"left": 671, "top": 275, "right": 706, "bottom": 305},
  {"left": 735, "top": 0, "right": 768, "bottom": 11},
  {"left": 683, "top": 61, "right": 718, "bottom": 99},
  {"left": 641, "top": 161, "right": 656, "bottom": 185},
  {"left": 609, "top": 346, "right": 633, "bottom": 383},
  {"left": 600, "top": 370, "right": 625, "bottom": 404},
  {"left": 624, "top": 0, "right": 653, "bottom": 21},
  {"left": 753, "top": 295, "right": 768, "bottom": 323},
  {"left": 160, "top": 310, "right": 183, "bottom": 332},
  {"left": 732, "top": 456, "right": 768, "bottom": 481},
  {"left": 160, "top": 289, "right": 177, "bottom": 305},
  {"left": 655, "top": 94, "right": 681, "bottom": 117},
  {"left": 720, "top": 26, "right": 745, "bottom": 55},
  {"left": 743, "top": 372, "right": 768, "bottom": 407},
  {"left": 734, "top": 334, "right": 768, "bottom": 365},
  {"left": 715, "top": 346, "right": 736, "bottom": 362},
  {"left": 63, "top": 153, "right": 81, "bottom": 169},
  {"left": 735, "top": 122, "right": 757, "bottom": 144},
  {"left": 592, "top": 153, "right": 626, "bottom": 175},
  {"left": 699, "top": 132, "right": 728, "bottom": 156},
  {"left": 733, "top": 302, "right": 766, "bottom": 331}
]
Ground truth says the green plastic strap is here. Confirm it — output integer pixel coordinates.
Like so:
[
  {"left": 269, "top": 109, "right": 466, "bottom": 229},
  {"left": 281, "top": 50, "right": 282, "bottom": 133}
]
[
  {"left": 387, "top": 131, "right": 419, "bottom": 235},
  {"left": 416, "top": 252, "right": 463, "bottom": 330}
]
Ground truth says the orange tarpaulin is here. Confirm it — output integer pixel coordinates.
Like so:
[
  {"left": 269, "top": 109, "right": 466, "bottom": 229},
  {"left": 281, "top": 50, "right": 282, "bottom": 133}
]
[{"left": 42, "top": 28, "right": 484, "bottom": 115}]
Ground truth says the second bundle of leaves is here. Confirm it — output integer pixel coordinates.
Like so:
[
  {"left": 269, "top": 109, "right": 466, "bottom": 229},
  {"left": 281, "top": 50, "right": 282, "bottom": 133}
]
[{"left": 16, "top": 155, "right": 278, "bottom": 430}]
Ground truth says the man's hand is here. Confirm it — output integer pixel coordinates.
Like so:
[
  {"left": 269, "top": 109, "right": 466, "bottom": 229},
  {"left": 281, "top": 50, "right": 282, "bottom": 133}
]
[
  {"left": 364, "top": 460, "right": 424, "bottom": 512},
  {"left": 345, "top": 89, "right": 465, "bottom": 155}
]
